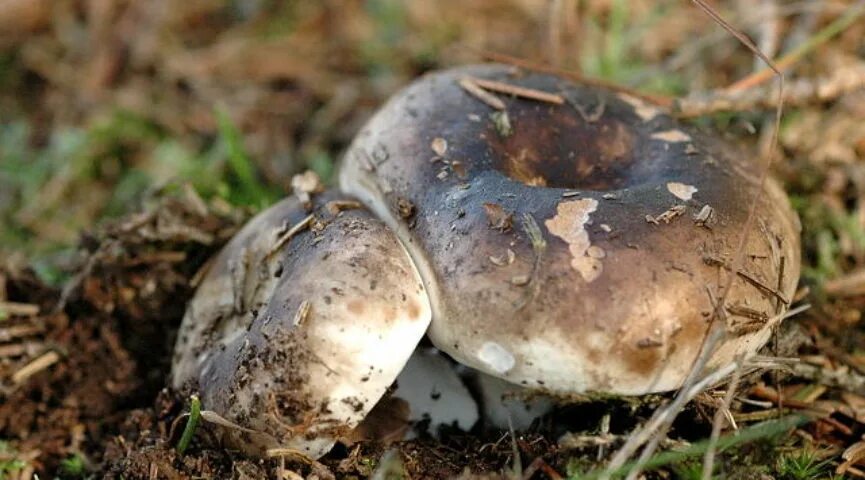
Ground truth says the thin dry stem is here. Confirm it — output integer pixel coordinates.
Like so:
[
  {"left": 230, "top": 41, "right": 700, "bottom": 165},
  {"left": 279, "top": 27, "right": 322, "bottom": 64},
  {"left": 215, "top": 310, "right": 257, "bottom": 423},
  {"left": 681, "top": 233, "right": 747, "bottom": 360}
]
[
  {"left": 726, "top": 0, "right": 865, "bottom": 91},
  {"left": 266, "top": 214, "right": 314, "bottom": 259},
  {"left": 478, "top": 50, "right": 673, "bottom": 107},
  {"left": 605, "top": 357, "right": 738, "bottom": 479},
  {"left": 469, "top": 77, "right": 565, "bottom": 105},
  {"left": 458, "top": 77, "right": 506, "bottom": 110},
  {"left": 12, "top": 350, "right": 60, "bottom": 384},
  {"left": 702, "top": 358, "right": 745, "bottom": 480},
  {"left": 0, "top": 301, "right": 40, "bottom": 317}
]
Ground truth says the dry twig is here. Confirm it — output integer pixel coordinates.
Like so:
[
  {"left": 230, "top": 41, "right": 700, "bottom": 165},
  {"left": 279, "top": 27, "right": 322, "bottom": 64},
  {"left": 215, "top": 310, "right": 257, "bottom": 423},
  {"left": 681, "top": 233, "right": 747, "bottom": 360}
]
[
  {"left": 725, "top": 0, "right": 865, "bottom": 91},
  {"left": 674, "top": 63, "right": 865, "bottom": 117},
  {"left": 702, "top": 358, "right": 745, "bottom": 479},
  {"left": 469, "top": 77, "right": 565, "bottom": 105},
  {"left": 458, "top": 77, "right": 506, "bottom": 110}
]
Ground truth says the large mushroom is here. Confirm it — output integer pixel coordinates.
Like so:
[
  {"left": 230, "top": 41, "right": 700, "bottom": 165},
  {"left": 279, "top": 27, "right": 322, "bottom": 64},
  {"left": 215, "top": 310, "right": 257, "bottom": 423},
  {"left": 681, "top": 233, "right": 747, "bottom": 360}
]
[
  {"left": 340, "top": 63, "right": 800, "bottom": 395},
  {"left": 173, "top": 63, "right": 801, "bottom": 458}
]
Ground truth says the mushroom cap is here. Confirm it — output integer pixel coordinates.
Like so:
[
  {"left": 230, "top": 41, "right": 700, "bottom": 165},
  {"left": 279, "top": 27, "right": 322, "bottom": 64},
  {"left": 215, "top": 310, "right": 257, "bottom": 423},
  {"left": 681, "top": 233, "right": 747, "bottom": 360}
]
[
  {"left": 171, "top": 192, "right": 431, "bottom": 458},
  {"left": 340, "top": 63, "right": 801, "bottom": 395}
]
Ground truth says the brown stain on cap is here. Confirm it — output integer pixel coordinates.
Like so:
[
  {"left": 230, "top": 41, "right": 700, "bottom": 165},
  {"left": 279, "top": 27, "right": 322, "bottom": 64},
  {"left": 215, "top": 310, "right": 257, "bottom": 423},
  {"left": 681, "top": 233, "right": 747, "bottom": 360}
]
[
  {"left": 488, "top": 105, "right": 638, "bottom": 190},
  {"left": 347, "top": 299, "right": 366, "bottom": 315}
]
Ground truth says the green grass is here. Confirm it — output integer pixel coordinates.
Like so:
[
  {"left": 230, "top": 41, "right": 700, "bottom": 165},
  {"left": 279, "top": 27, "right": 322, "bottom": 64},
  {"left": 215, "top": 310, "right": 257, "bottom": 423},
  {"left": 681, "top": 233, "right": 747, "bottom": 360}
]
[
  {"left": 59, "top": 453, "right": 87, "bottom": 478},
  {"left": 580, "top": 0, "right": 684, "bottom": 95},
  {"left": 176, "top": 395, "right": 202, "bottom": 456},
  {"left": 0, "top": 107, "right": 285, "bottom": 271},
  {"left": 670, "top": 459, "right": 718, "bottom": 480},
  {"left": 0, "top": 441, "right": 26, "bottom": 478},
  {"left": 775, "top": 450, "right": 833, "bottom": 480},
  {"left": 569, "top": 415, "right": 807, "bottom": 479},
  {"left": 215, "top": 107, "right": 280, "bottom": 208}
]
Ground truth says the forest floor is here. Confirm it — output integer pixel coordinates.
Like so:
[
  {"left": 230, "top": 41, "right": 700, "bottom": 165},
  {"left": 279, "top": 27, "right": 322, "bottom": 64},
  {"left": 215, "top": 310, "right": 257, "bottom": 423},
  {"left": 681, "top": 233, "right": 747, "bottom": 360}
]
[{"left": 1, "top": 1, "right": 865, "bottom": 478}]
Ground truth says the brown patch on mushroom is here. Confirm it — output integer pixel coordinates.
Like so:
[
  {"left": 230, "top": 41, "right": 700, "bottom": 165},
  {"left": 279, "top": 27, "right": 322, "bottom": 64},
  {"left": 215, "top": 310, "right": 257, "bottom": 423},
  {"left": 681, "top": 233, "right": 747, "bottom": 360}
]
[
  {"left": 596, "top": 122, "right": 634, "bottom": 165},
  {"left": 618, "top": 340, "right": 663, "bottom": 378},
  {"left": 347, "top": 300, "right": 365, "bottom": 315},
  {"left": 486, "top": 102, "right": 637, "bottom": 190},
  {"left": 406, "top": 300, "right": 422, "bottom": 321},
  {"left": 544, "top": 199, "right": 603, "bottom": 283}
]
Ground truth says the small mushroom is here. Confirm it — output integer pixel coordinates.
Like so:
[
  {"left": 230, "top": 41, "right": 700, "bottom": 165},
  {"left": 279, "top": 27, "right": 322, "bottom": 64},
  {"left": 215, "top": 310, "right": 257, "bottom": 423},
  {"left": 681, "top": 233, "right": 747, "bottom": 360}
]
[
  {"left": 171, "top": 193, "right": 431, "bottom": 458},
  {"left": 340, "top": 64, "right": 801, "bottom": 395}
]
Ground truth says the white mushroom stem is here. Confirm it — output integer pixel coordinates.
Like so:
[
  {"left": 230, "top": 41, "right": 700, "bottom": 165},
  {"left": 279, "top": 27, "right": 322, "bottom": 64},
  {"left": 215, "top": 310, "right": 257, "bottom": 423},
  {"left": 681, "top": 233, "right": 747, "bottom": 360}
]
[
  {"left": 474, "top": 372, "right": 553, "bottom": 431},
  {"left": 391, "top": 348, "right": 479, "bottom": 437}
]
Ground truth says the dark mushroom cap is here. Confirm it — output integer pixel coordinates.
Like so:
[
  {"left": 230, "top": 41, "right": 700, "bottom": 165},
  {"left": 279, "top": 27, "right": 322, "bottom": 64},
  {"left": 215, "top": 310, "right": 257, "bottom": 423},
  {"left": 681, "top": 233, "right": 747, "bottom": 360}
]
[
  {"left": 340, "top": 64, "right": 801, "bottom": 395},
  {"left": 171, "top": 192, "right": 431, "bottom": 457}
]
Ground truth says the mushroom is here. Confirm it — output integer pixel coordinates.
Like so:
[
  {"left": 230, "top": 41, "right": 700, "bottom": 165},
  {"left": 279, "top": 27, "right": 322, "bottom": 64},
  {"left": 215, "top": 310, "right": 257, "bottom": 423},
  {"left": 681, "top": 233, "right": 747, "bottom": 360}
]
[
  {"left": 171, "top": 193, "right": 431, "bottom": 458},
  {"left": 339, "top": 64, "right": 800, "bottom": 395},
  {"left": 173, "top": 63, "right": 801, "bottom": 458}
]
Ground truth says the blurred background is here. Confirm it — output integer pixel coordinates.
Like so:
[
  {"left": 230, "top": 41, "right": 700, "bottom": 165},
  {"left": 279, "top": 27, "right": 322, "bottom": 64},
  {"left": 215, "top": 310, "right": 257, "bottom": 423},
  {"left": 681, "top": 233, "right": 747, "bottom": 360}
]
[
  {"left": 0, "top": 0, "right": 862, "bottom": 304},
  {"left": 1, "top": 1, "right": 865, "bottom": 477}
]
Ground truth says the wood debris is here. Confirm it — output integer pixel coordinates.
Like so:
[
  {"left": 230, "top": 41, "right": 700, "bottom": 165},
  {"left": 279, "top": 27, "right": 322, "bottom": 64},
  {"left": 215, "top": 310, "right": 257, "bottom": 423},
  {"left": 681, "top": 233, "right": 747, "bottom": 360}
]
[
  {"left": 291, "top": 171, "right": 324, "bottom": 208},
  {"left": 515, "top": 213, "right": 547, "bottom": 310},
  {"left": 325, "top": 200, "right": 362, "bottom": 215},
  {"left": 489, "top": 249, "right": 516, "bottom": 267},
  {"left": 458, "top": 77, "right": 506, "bottom": 110},
  {"left": 645, "top": 205, "right": 687, "bottom": 224},
  {"left": 430, "top": 137, "right": 448, "bottom": 157},
  {"left": 825, "top": 269, "right": 865, "bottom": 298},
  {"left": 703, "top": 255, "right": 790, "bottom": 305},
  {"left": 468, "top": 76, "right": 565, "bottom": 105},
  {"left": 725, "top": 304, "right": 770, "bottom": 335},
  {"left": 0, "top": 301, "right": 39, "bottom": 318},
  {"left": 397, "top": 198, "right": 415, "bottom": 219},
  {"left": 839, "top": 440, "right": 865, "bottom": 477},
  {"left": 483, "top": 203, "right": 513, "bottom": 232},
  {"left": 267, "top": 214, "right": 314, "bottom": 258},
  {"left": 292, "top": 300, "right": 311, "bottom": 327},
  {"left": 0, "top": 323, "right": 44, "bottom": 342},
  {"left": 565, "top": 91, "right": 606, "bottom": 123},
  {"left": 693, "top": 204, "right": 714, "bottom": 227},
  {"left": 12, "top": 350, "right": 60, "bottom": 384},
  {"left": 674, "top": 63, "right": 865, "bottom": 118}
]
